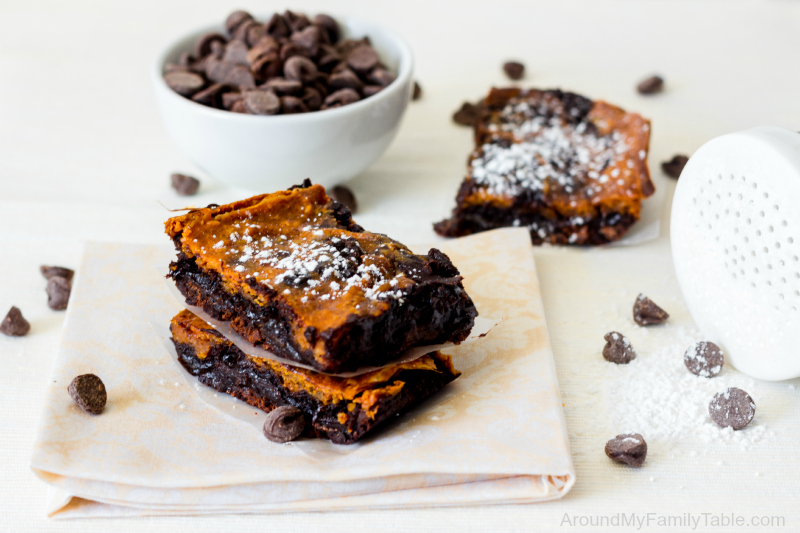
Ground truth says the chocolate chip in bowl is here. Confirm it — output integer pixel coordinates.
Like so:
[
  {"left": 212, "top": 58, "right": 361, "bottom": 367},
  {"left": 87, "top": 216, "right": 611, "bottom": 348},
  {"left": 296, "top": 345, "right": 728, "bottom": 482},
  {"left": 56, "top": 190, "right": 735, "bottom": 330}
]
[{"left": 152, "top": 11, "right": 414, "bottom": 189}]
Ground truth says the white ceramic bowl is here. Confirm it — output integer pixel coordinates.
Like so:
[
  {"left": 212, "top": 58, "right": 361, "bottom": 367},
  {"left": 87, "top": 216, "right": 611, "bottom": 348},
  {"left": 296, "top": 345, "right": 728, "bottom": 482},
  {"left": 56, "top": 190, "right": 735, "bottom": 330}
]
[{"left": 152, "top": 16, "right": 414, "bottom": 190}]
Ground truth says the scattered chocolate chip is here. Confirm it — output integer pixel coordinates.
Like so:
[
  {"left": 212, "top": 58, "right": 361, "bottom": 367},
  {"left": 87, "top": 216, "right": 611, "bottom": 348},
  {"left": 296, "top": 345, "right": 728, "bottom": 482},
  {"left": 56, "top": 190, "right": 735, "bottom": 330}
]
[
  {"left": 633, "top": 293, "right": 669, "bottom": 326},
  {"left": 602, "top": 331, "right": 636, "bottom": 364},
  {"left": 171, "top": 173, "right": 200, "bottom": 196},
  {"left": 194, "top": 32, "right": 227, "bottom": 59},
  {"left": 709, "top": 387, "right": 755, "bottom": 430},
  {"left": 0, "top": 306, "right": 30, "bottom": 336},
  {"left": 46, "top": 276, "right": 71, "bottom": 310},
  {"left": 453, "top": 101, "right": 482, "bottom": 126},
  {"left": 40, "top": 266, "right": 74, "bottom": 282},
  {"left": 662, "top": 155, "right": 689, "bottom": 179},
  {"left": 322, "top": 88, "right": 360, "bottom": 109},
  {"left": 225, "top": 10, "right": 253, "bottom": 35},
  {"left": 68, "top": 374, "right": 107, "bottom": 415},
  {"left": 313, "top": 14, "right": 339, "bottom": 43},
  {"left": 684, "top": 341, "right": 724, "bottom": 378},
  {"left": 244, "top": 89, "right": 281, "bottom": 115},
  {"left": 347, "top": 44, "right": 379, "bottom": 73},
  {"left": 280, "top": 95, "right": 308, "bottom": 114},
  {"left": 637, "top": 75, "right": 664, "bottom": 95},
  {"left": 503, "top": 61, "right": 525, "bottom": 80},
  {"left": 283, "top": 55, "right": 318, "bottom": 83},
  {"left": 412, "top": 81, "right": 422, "bottom": 100},
  {"left": 263, "top": 405, "right": 304, "bottom": 443},
  {"left": 605, "top": 433, "right": 647, "bottom": 467},
  {"left": 330, "top": 185, "right": 357, "bottom": 212},
  {"left": 163, "top": 71, "right": 205, "bottom": 97}
]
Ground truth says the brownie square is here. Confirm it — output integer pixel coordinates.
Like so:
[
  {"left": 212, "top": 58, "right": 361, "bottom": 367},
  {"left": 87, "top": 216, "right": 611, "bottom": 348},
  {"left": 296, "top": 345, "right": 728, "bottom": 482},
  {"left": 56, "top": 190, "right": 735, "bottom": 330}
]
[
  {"left": 170, "top": 310, "right": 461, "bottom": 444},
  {"left": 166, "top": 180, "right": 478, "bottom": 373},
  {"left": 435, "top": 88, "right": 654, "bottom": 245}
]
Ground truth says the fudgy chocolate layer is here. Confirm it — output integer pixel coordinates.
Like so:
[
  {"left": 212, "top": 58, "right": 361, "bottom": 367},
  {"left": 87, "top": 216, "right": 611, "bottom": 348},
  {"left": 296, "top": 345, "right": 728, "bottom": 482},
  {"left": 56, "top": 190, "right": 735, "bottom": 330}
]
[
  {"left": 171, "top": 252, "right": 477, "bottom": 373},
  {"left": 172, "top": 335, "right": 459, "bottom": 445}
]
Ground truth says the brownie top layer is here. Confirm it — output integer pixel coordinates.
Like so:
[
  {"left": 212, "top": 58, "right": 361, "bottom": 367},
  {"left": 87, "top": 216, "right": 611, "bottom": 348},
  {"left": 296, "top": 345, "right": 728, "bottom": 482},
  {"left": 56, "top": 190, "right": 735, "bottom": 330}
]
[
  {"left": 465, "top": 88, "right": 653, "bottom": 218},
  {"left": 170, "top": 309, "right": 458, "bottom": 406},
  {"left": 165, "top": 182, "right": 466, "bottom": 333}
]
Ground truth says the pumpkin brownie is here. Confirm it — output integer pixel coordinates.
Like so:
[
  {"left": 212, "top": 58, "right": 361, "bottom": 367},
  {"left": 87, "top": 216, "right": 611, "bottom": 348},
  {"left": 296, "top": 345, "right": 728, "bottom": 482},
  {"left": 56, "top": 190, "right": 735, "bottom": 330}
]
[
  {"left": 435, "top": 88, "right": 654, "bottom": 245},
  {"left": 166, "top": 180, "right": 477, "bottom": 373},
  {"left": 170, "top": 309, "right": 460, "bottom": 444}
]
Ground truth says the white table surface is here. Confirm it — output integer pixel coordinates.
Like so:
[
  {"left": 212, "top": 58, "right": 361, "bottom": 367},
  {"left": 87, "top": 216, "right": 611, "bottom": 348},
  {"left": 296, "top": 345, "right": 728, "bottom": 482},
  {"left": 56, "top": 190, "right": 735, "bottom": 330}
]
[{"left": 2, "top": 0, "right": 800, "bottom": 531}]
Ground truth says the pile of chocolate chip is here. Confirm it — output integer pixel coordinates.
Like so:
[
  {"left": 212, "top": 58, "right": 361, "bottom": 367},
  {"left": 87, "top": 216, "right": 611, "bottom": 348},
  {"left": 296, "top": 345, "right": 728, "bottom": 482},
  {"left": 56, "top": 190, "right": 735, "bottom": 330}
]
[{"left": 163, "top": 10, "right": 397, "bottom": 114}]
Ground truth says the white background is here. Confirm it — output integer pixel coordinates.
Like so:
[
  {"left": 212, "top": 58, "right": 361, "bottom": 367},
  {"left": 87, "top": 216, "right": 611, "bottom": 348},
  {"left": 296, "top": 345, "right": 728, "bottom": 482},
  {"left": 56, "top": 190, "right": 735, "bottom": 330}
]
[{"left": 2, "top": 0, "right": 800, "bottom": 531}]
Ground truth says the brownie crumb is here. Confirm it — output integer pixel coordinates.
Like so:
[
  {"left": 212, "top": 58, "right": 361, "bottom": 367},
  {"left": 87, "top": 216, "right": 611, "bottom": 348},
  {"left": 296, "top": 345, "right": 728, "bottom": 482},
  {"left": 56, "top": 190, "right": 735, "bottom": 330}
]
[
  {"left": 503, "top": 61, "right": 525, "bottom": 80},
  {"left": 661, "top": 155, "right": 689, "bottom": 179},
  {"left": 452, "top": 101, "right": 481, "bottom": 126},
  {"left": 605, "top": 433, "right": 647, "bottom": 467},
  {"left": 637, "top": 75, "right": 664, "bottom": 95},
  {"left": 46, "top": 276, "right": 71, "bottom": 310},
  {"left": 603, "top": 331, "right": 636, "bottom": 364},
  {"left": 709, "top": 387, "right": 755, "bottom": 430},
  {"left": 684, "top": 341, "right": 724, "bottom": 378},
  {"left": 330, "top": 185, "right": 357, "bottom": 213},
  {"left": 171, "top": 173, "right": 200, "bottom": 196},
  {"left": 0, "top": 306, "right": 30, "bottom": 336},
  {"left": 263, "top": 405, "right": 305, "bottom": 443},
  {"left": 633, "top": 293, "right": 669, "bottom": 326},
  {"left": 412, "top": 81, "right": 422, "bottom": 101},
  {"left": 40, "top": 265, "right": 74, "bottom": 282},
  {"left": 68, "top": 374, "right": 107, "bottom": 415}
]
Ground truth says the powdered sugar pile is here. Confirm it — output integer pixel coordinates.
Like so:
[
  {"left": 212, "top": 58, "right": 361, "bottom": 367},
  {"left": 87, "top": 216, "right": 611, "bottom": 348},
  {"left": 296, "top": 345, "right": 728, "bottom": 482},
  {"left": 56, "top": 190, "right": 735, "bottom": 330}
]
[{"left": 603, "top": 302, "right": 774, "bottom": 451}]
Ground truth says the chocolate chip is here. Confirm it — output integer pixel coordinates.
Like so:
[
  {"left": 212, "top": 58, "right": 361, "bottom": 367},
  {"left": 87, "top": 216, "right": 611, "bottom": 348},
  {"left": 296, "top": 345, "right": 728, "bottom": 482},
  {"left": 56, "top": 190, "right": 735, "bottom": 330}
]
[
  {"left": 178, "top": 52, "right": 193, "bottom": 67},
  {"left": 261, "top": 77, "right": 303, "bottom": 96},
  {"left": 283, "top": 55, "right": 317, "bottom": 83},
  {"left": 605, "top": 433, "right": 647, "bottom": 467},
  {"left": 265, "top": 13, "right": 290, "bottom": 38},
  {"left": 194, "top": 32, "right": 227, "bottom": 58},
  {"left": 222, "top": 40, "right": 249, "bottom": 65},
  {"left": 246, "top": 24, "right": 268, "bottom": 48},
  {"left": 322, "top": 88, "right": 360, "bottom": 109},
  {"left": 662, "top": 155, "right": 689, "bottom": 179},
  {"left": 46, "top": 276, "right": 71, "bottom": 310},
  {"left": 280, "top": 95, "right": 308, "bottom": 114},
  {"left": 301, "top": 87, "right": 322, "bottom": 110},
  {"left": 412, "top": 81, "right": 422, "bottom": 100},
  {"left": 330, "top": 185, "right": 357, "bottom": 212},
  {"left": 363, "top": 85, "right": 382, "bottom": 98},
  {"left": 191, "top": 82, "right": 227, "bottom": 107},
  {"left": 602, "top": 331, "right": 636, "bottom": 364},
  {"left": 250, "top": 53, "right": 282, "bottom": 82},
  {"left": 291, "top": 25, "right": 320, "bottom": 56},
  {"left": 633, "top": 293, "right": 669, "bottom": 326},
  {"left": 171, "top": 173, "right": 200, "bottom": 196},
  {"left": 367, "top": 68, "right": 396, "bottom": 88},
  {"left": 222, "top": 91, "right": 243, "bottom": 110},
  {"left": 225, "top": 10, "right": 253, "bottom": 35},
  {"left": 637, "top": 75, "right": 664, "bottom": 95},
  {"left": 453, "top": 101, "right": 482, "bottom": 126},
  {"left": 317, "top": 52, "right": 342, "bottom": 72},
  {"left": 503, "top": 61, "right": 525, "bottom": 80},
  {"left": 40, "top": 266, "right": 74, "bottom": 282},
  {"left": 68, "top": 374, "right": 107, "bottom": 415},
  {"left": 204, "top": 57, "right": 237, "bottom": 84},
  {"left": 247, "top": 36, "right": 280, "bottom": 65},
  {"left": 0, "top": 306, "right": 30, "bottom": 336},
  {"left": 209, "top": 40, "right": 225, "bottom": 60},
  {"left": 347, "top": 44, "right": 379, "bottom": 73},
  {"left": 232, "top": 19, "right": 257, "bottom": 43},
  {"left": 244, "top": 89, "right": 281, "bottom": 115},
  {"left": 709, "top": 387, "right": 755, "bottom": 430},
  {"left": 263, "top": 405, "right": 304, "bottom": 443},
  {"left": 684, "top": 341, "right": 724, "bottom": 378},
  {"left": 223, "top": 65, "right": 255, "bottom": 88},
  {"left": 283, "top": 10, "right": 310, "bottom": 32},
  {"left": 328, "top": 68, "right": 363, "bottom": 92},
  {"left": 230, "top": 100, "right": 248, "bottom": 113},
  {"left": 163, "top": 71, "right": 205, "bottom": 97},
  {"left": 313, "top": 14, "right": 339, "bottom": 43}
]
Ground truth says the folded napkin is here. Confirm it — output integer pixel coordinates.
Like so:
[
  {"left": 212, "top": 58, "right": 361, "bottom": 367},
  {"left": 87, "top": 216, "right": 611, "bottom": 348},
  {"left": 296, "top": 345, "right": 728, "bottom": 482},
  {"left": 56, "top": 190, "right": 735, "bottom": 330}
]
[{"left": 30, "top": 227, "right": 575, "bottom": 518}]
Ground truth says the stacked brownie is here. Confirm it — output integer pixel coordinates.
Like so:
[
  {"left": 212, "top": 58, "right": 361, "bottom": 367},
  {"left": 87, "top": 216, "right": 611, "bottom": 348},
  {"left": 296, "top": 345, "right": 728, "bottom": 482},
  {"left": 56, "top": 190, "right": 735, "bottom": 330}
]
[
  {"left": 165, "top": 180, "right": 477, "bottom": 443},
  {"left": 436, "top": 88, "right": 654, "bottom": 245}
]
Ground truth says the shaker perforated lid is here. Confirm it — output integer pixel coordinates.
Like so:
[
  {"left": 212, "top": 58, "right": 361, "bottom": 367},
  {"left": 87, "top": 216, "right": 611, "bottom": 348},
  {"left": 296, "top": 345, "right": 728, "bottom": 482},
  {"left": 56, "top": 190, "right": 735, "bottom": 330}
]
[{"left": 671, "top": 126, "right": 800, "bottom": 381}]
